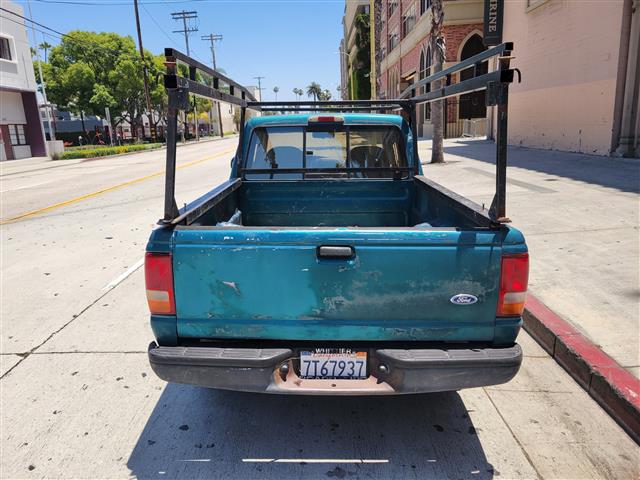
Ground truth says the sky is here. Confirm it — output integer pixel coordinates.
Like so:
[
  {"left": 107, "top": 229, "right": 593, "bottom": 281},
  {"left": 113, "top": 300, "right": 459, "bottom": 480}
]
[{"left": 11, "top": 0, "right": 345, "bottom": 101}]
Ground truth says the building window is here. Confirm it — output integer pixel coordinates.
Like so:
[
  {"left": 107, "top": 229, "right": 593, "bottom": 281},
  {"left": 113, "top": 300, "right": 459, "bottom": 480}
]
[
  {"left": 419, "top": 47, "right": 432, "bottom": 121},
  {"left": 459, "top": 34, "right": 488, "bottom": 119},
  {"left": 388, "top": 28, "right": 399, "bottom": 52},
  {"left": 402, "top": 3, "right": 417, "bottom": 38},
  {"left": 420, "top": 0, "right": 431, "bottom": 16},
  {"left": 8, "top": 125, "right": 27, "bottom": 145},
  {"left": 0, "top": 37, "right": 12, "bottom": 61},
  {"left": 388, "top": 0, "right": 398, "bottom": 17},
  {"left": 526, "top": 0, "right": 549, "bottom": 11}
]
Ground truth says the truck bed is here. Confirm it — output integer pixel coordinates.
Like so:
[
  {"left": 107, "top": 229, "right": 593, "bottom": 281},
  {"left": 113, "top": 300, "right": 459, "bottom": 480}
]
[
  {"left": 185, "top": 177, "right": 492, "bottom": 229},
  {"left": 157, "top": 176, "right": 523, "bottom": 346}
]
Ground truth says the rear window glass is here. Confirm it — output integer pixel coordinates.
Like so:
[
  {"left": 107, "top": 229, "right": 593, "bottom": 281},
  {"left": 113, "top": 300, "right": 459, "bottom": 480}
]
[
  {"left": 245, "top": 127, "right": 304, "bottom": 180},
  {"left": 244, "top": 125, "right": 407, "bottom": 180}
]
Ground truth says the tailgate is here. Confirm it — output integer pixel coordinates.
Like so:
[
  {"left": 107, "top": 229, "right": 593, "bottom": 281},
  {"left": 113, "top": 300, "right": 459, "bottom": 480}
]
[{"left": 172, "top": 228, "right": 502, "bottom": 341}]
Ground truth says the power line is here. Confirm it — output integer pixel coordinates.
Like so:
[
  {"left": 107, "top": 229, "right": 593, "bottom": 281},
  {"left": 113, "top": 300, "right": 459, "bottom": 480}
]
[
  {"left": 141, "top": 4, "right": 179, "bottom": 49},
  {"left": 0, "top": 6, "right": 138, "bottom": 59},
  {"left": 140, "top": 5, "right": 208, "bottom": 65},
  {"left": 30, "top": 0, "right": 336, "bottom": 4},
  {"left": 171, "top": 10, "right": 197, "bottom": 56}
]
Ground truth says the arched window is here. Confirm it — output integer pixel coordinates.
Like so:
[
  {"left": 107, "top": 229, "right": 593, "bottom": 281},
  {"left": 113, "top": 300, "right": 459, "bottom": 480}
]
[
  {"left": 459, "top": 33, "right": 487, "bottom": 119},
  {"left": 419, "top": 46, "right": 432, "bottom": 120}
]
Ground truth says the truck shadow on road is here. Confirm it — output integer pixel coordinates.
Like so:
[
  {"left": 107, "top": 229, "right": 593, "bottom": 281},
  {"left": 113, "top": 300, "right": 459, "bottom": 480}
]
[{"left": 127, "top": 384, "right": 495, "bottom": 480}]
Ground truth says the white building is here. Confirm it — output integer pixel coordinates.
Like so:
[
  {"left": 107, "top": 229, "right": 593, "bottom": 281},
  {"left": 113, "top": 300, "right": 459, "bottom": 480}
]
[{"left": 0, "top": 1, "right": 46, "bottom": 160}]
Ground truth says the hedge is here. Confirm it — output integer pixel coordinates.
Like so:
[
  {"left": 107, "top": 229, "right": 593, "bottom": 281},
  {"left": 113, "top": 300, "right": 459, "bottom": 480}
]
[{"left": 55, "top": 143, "right": 163, "bottom": 160}]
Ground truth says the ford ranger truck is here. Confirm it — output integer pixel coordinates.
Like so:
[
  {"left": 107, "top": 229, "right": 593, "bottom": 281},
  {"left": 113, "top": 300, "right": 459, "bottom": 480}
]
[{"left": 145, "top": 113, "right": 529, "bottom": 395}]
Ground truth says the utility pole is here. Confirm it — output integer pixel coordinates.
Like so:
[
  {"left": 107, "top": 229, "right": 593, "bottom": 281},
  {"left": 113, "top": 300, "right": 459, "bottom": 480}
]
[
  {"left": 201, "top": 33, "right": 224, "bottom": 138},
  {"left": 253, "top": 76, "right": 265, "bottom": 101},
  {"left": 133, "top": 0, "right": 154, "bottom": 141},
  {"left": 171, "top": 10, "right": 198, "bottom": 141},
  {"left": 171, "top": 10, "right": 198, "bottom": 55}
]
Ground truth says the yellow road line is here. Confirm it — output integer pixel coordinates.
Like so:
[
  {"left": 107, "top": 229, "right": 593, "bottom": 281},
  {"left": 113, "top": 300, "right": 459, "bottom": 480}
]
[{"left": 1, "top": 148, "right": 235, "bottom": 225}]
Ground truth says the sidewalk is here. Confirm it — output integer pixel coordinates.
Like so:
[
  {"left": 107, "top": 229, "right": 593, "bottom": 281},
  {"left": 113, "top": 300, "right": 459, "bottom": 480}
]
[{"left": 419, "top": 138, "right": 639, "bottom": 379}]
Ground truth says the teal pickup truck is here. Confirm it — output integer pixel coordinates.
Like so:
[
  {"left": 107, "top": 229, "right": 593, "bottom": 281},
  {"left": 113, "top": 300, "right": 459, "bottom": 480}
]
[{"left": 146, "top": 44, "right": 527, "bottom": 395}]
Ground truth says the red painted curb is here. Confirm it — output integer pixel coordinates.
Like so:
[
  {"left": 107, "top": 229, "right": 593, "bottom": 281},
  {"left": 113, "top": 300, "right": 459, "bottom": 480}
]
[{"left": 523, "top": 294, "right": 640, "bottom": 444}]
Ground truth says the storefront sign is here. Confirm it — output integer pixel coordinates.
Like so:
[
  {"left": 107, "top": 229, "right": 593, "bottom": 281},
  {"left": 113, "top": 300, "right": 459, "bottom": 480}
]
[{"left": 484, "top": 0, "right": 504, "bottom": 46}]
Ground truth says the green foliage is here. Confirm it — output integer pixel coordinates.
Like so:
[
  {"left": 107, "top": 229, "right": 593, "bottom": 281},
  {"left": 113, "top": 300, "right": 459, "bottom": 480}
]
[
  {"left": 306, "top": 82, "right": 322, "bottom": 101},
  {"left": 39, "top": 31, "right": 166, "bottom": 137},
  {"left": 350, "top": 12, "right": 372, "bottom": 100},
  {"left": 318, "top": 89, "right": 332, "bottom": 101},
  {"left": 55, "top": 143, "right": 163, "bottom": 160}
]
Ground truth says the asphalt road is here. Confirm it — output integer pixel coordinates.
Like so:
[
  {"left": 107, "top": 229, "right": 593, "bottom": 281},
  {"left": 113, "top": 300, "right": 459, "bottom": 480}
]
[{"left": 1, "top": 138, "right": 638, "bottom": 479}]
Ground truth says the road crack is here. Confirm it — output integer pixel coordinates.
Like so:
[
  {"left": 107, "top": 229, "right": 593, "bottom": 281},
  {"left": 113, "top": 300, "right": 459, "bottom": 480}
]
[{"left": 1, "top": 279, "right": 132, "bottom": 379}]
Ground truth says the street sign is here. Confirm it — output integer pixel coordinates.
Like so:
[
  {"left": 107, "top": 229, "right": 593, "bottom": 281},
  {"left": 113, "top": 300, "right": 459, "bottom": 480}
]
[{"left": 483, "top": 0, "right": 504, "bottom": 46}]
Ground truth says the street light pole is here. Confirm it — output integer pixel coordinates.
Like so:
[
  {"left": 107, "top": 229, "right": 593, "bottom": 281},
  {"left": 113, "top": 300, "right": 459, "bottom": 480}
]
[
  {"left": 201, "top": 33, "right": 224, "bottom": 138},
  {"left": 26, "top": 0, "right": 54, "bottom": 145}
]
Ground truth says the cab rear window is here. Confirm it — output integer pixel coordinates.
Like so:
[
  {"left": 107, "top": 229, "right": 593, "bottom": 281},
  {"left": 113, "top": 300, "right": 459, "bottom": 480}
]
[{"left": 244, "top": 125, "right": 408, "bottom": 180}]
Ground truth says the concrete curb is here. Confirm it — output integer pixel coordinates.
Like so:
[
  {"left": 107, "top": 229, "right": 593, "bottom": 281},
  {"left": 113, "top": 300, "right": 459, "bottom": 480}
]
[{"left": 523, "top": 294, "right": 640, "bottom": 444}]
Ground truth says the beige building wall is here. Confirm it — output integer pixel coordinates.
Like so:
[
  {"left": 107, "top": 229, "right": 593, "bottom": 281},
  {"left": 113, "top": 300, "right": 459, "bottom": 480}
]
[{"left": 503, "top": 1, "right": 624, "bottom": 155}]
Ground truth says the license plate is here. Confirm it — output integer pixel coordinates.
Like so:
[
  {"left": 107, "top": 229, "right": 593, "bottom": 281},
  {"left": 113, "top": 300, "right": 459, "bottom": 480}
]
[{"left": 299, "top": 349, "right": 367, "bottom": 379}]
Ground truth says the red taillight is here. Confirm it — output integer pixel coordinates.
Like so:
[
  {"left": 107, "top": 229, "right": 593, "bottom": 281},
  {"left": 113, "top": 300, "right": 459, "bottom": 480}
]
[
  {"left": 497, "top": 253, "right": 529, "bottom": 316},
  {"left": 145, "top": 252, "right": 175, "bottom": 315}
]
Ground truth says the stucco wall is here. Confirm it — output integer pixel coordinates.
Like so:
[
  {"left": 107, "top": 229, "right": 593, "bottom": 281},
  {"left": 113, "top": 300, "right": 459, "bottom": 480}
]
[
  {"left": 503, "top": 0, "right": 624, "bottom": 155},
  {"left": 0, "top": 91, "right": 27, "bottom": 124},
  {"left": 0, "top": 2, "right": 37, "bottom": 92}
]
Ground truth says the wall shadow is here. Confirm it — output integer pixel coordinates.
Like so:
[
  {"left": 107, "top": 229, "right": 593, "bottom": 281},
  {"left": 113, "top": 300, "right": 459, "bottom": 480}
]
[
  {"left": 437, "top": 140, "right": 640, "bottom": 194},
  {"left": 127, "top": 385, "right": 495, "bottom": 480}
]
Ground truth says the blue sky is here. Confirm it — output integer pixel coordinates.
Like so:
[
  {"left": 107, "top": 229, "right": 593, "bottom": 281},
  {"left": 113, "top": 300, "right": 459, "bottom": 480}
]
[{"left": 14, "top": 0, "right": 345, "bottom": 100}]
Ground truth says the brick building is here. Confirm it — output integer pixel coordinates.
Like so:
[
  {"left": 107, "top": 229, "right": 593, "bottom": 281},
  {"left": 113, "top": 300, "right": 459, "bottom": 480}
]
[{"left": 376, "top": 0, "right": 486, "bottom": 137}]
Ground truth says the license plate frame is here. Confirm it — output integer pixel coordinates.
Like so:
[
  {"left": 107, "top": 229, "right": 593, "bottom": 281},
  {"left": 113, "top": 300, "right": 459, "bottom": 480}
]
[{"left": 299, "top": 349, "right": 368, "bottom": 380}]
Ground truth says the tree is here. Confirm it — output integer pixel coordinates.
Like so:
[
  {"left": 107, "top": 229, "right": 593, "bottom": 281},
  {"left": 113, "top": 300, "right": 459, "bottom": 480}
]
[
  {"left": 293, "top": 87, "right": 303, "bottom": 100},
  {"left": 63, "top": 62, "right": 96, "bottom": 132},
  {"left": 319, "top": 89, "right": 332, "bottom": 101},
  {"left": 273, "top": 86, "right": 279, "bottom": 101},
  {"left": 429, "top": 1, "right": 445, "bottom": 163},
  {"left": 306, "top": 82, "right": 322, "bottom": 101},
  {"left": 39, "top": 41, "right": 52, "bottom": 62},
  {"left": 39, "top": 31, "right": 166, "bottom": 141}
]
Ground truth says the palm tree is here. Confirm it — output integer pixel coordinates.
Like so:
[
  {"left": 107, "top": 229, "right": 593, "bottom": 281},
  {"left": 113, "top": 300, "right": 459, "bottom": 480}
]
[
  {"left": 273, "top": 86, "right": 279, "bottom": 101},
  {"left": 293, "top": 88, "right": 303, "bottom": 101},
  {"left": 306, "top": 82, "right": 322, "bottom": 102},
  {"left": 39, "top": 41, "right": 52, "bottom": 62},
  {"left": 321, "top": 89, "right": 332, "bottom": 101},
  {"left": 429, "top": 0, "right": 445, "bottom": 163}
]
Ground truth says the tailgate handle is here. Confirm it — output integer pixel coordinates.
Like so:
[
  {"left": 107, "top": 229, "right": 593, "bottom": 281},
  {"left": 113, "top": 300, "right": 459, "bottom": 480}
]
[{"left": 317, "top": 246, "right": 355, "bottom": 259}]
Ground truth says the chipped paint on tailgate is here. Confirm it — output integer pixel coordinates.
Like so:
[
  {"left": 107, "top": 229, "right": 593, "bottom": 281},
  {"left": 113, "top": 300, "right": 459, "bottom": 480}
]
[{"left": 172, "top": 228, "right": 503, "bottom": 341}]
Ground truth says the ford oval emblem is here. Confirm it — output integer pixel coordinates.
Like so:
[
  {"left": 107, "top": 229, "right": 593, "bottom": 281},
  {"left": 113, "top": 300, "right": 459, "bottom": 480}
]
[{"left": 450, "top": 294, "right": 478, "bottom": 305}]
